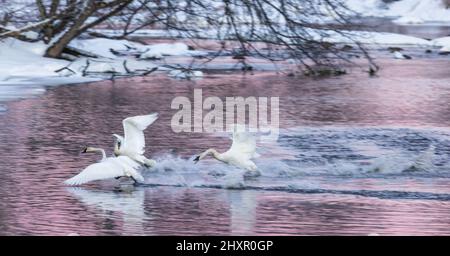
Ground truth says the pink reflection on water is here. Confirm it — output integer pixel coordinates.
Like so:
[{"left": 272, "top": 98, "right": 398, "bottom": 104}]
[{"left": 1, "top": 60, "right": 450, "bottom": 235}]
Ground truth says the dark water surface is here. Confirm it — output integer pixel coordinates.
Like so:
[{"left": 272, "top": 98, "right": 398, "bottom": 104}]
[{"left": 1, "top": 59, "right": 450, "bottom": 235}]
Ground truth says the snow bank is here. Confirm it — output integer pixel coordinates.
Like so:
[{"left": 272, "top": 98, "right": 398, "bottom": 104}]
[
  {"left": 344, "top": 0, "right": 386, "bottom": 16},
  {"left": 388, "top": 0, "right": 450, "bottom": 24},
  {"left": 69, "top": 38, "right": 145, "bottom": 58},
  {"left": 139, "top": 42, "right": 205, "bottom": 59},
  {"left": 431, "top": 36, "right": 450, "bottom": 53},
  {"left": 0, "top": 38, "right": 160, "bottom": 86},
  {"left": 431, "top": 36, "right": 450, "bottom": 47},
  {"left": 168, "top": 69, "right": 203, "bottom": 80},
  {"left": 0, "top": 37, "right": 204, "bottom": 86},
  {"left": 319, "top": 30, "right": 432, "bottom": 46},
  {"left": 345, "top": 0, "right": 450, "bottom": 24},
  {"left": 69, "top": 38, "right": 206, "bottom": 59},
  {"left": 0, "top": 38, "right": 91, "bottom": 85}
]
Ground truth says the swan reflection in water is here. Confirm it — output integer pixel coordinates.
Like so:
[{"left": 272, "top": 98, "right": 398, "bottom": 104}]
[
  {"left": 66, "top": 187, "right": 147, "bottom": 235},
  {"left": 66, "top": 186, "right": 258, "bottom": 235}
]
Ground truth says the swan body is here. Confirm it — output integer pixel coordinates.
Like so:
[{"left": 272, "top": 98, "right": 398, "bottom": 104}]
[
  {"left": 65, "top": 147, "right": 144, "bottom": 186},
  {"left": 194, "top": 127, "right": 259, "bottom": 172},
  {"left": 113, "top": 113, "right": 158, "bottom": 167}
]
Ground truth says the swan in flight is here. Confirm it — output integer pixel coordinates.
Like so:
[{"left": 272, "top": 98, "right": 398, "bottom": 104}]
[
  {"left": 193, "top": 126, "right": 260, "bottom": 175},
  {"left": 64, "top": 147, "right": 144, "bottom": 186},
  {"left": 113, "top": 113, "right": 158, "bottom": 168}
]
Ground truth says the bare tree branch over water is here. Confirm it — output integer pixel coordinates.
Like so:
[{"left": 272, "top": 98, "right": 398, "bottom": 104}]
[{"left": 0, "top": 0, "right": 377, "bottom": 74}]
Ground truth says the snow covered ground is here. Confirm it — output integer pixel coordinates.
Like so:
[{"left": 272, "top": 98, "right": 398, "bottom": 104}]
[
  {"left": 0, "top": 37, "right": 207, "bottom": 86},
  {"left": 345, "top": 0, "right": 450, "bottom": 24},
  {"left": 3, "top": 0, "right": 450, "bottom": 103},
  {"left": 321, "top": 30, "right": 433, "bottom": 46},
  {"left": 0, "top": 38, "right": 101, "bottom": 86},
  {"left": 0, "top": 36, "right": 209, "bottom": 102},
  {"left": 1, "top": 29, "right": 449, "bottom": 88}
]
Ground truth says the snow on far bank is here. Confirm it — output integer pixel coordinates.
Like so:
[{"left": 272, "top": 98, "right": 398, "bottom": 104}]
[
  {"left": 168, "top": 69, "right": 203, "bottom": 80},
  {"left": 319, "top": 30, "right": 433, "bottom": 46},
  {"left": 139, "top": 42, "right": 206, "bottom": 59},
  {"left": 0, "top": 38, "right": 97, "bottom": 85},
  {"left": 345, "top": 0, "right": 450, "bottom": 24},
  {"left": 69, "top": 38, "right": 206, "bottom": 59},
  {"left": 0, "top": 37, "right": 208, "bottom": 88},
  {"left": 92, "top": 27, "right": 435, "bottom": 47},
  {"left": 388, "top": 0, "right": 450, "bottom": 24},
  {"left": 69, "top": 38, "right": 145, "bottom": 59},
  {"left": 431, "top": 36, "right": 450, "bottom": 52},
  {"left": 432, "top": 36, "right": 450, "bottom": 47},
  {"left": 344, "top": 0, "right": 386, "bottom": 16},
  {"left": 0, "top": 27, "right": 445, "bottom": 90}
]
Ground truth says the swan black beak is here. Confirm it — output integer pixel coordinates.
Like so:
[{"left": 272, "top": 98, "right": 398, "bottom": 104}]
[
  {"left": 193, "top": 155, "right": 200, "bottom": 164},
  {"left": 81, "top": 147, "right": 88, "bottom": 154}
]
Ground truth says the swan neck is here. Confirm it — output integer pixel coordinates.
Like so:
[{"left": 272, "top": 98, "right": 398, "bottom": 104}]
[
  {"left": 92, "top": 147, "right": 107, "bottom": 160},
  {"left": 100, "top": 149, "right": 106, "bottom": 160},
  {"left": 209, "top": 149, "right": 223, "bottom": 161}
]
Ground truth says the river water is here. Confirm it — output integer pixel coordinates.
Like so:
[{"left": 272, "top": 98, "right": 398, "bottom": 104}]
[{"left": 1, "top": 57, "right": 450, "bottom": 235}]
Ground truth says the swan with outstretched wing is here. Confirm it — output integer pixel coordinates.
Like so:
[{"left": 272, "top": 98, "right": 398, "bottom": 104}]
[
  {"left": 113, "top": 113, "right": 158, "bottom": 167},
  {"left": 65, "top": 147, "right": 144, "bottom": 186}
]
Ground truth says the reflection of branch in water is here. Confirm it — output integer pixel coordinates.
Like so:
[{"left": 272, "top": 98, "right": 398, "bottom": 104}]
[{"left": 66, "top": 187, "right": 149, "bottom": 235}]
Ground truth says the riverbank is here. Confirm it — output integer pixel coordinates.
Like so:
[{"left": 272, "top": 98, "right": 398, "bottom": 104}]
[{"left": 2, "top": 25, "right": 450, "bottom": 105}]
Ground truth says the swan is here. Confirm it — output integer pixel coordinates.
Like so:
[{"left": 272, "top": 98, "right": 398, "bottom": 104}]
[
  {"left": 193, "top": 126, "right": 260, "bottom": 175},
  {"left": 64, "top": 147, "right": 144, "bottom": 186},
  {"left": 113, "top": 113, "right": 158, "bottom": 168}
]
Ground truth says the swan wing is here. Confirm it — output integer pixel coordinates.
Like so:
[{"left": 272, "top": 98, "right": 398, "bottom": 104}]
[
  {"left": 122, "top": 113, "right": 158, "bottom": 155},
  {"left": 64, "top": 158, "right": 125, "bottom": 186},
  {"left": 115, "top": 155, "right": 141, "bottom": 169},
  {"left": 228, "top": 130, "right": 257, "bottom": 160}
]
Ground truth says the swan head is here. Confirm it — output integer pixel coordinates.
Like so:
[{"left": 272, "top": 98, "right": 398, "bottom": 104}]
[
  {"left": 193, "top": 149, "right": 220, "bottom": 163},
  {"left": 112, "top": 134, "right": 123, "bottom": 156},
  {"left": 193, "top": 155, "right": 200, "bottom": 164}
]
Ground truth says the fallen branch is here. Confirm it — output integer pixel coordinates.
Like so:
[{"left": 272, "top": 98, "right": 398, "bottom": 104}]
[
  {"left": 0, "top": 18, "right": 53, "bottom": 39},
  {"left": 54, "top": 66, "right": 76, "bottom": 75},
  {"left": 82, "top": 59, "right": 90, "bottom": 76},
  {"left": 140, "top": 67, "right": 158, "bottom": 76},
  {"left": 123, "top": 60, "right": 131, "bottom": 73}
]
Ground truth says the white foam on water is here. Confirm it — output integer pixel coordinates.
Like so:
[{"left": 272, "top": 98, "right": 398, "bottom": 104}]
[{"left": 135, "top": 126, "right": 450, "bottom": 192}]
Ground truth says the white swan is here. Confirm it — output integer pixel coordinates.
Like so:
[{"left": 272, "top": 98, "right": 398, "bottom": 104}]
[
  {"left": 64, "top": 147, "right": 144, "bottom": 186},
  {"left": 193, "top": 126, "right": 260, "bottom": 174},
  {"left": 113, "top": 113, "right": 158, "bottom": 167}
]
